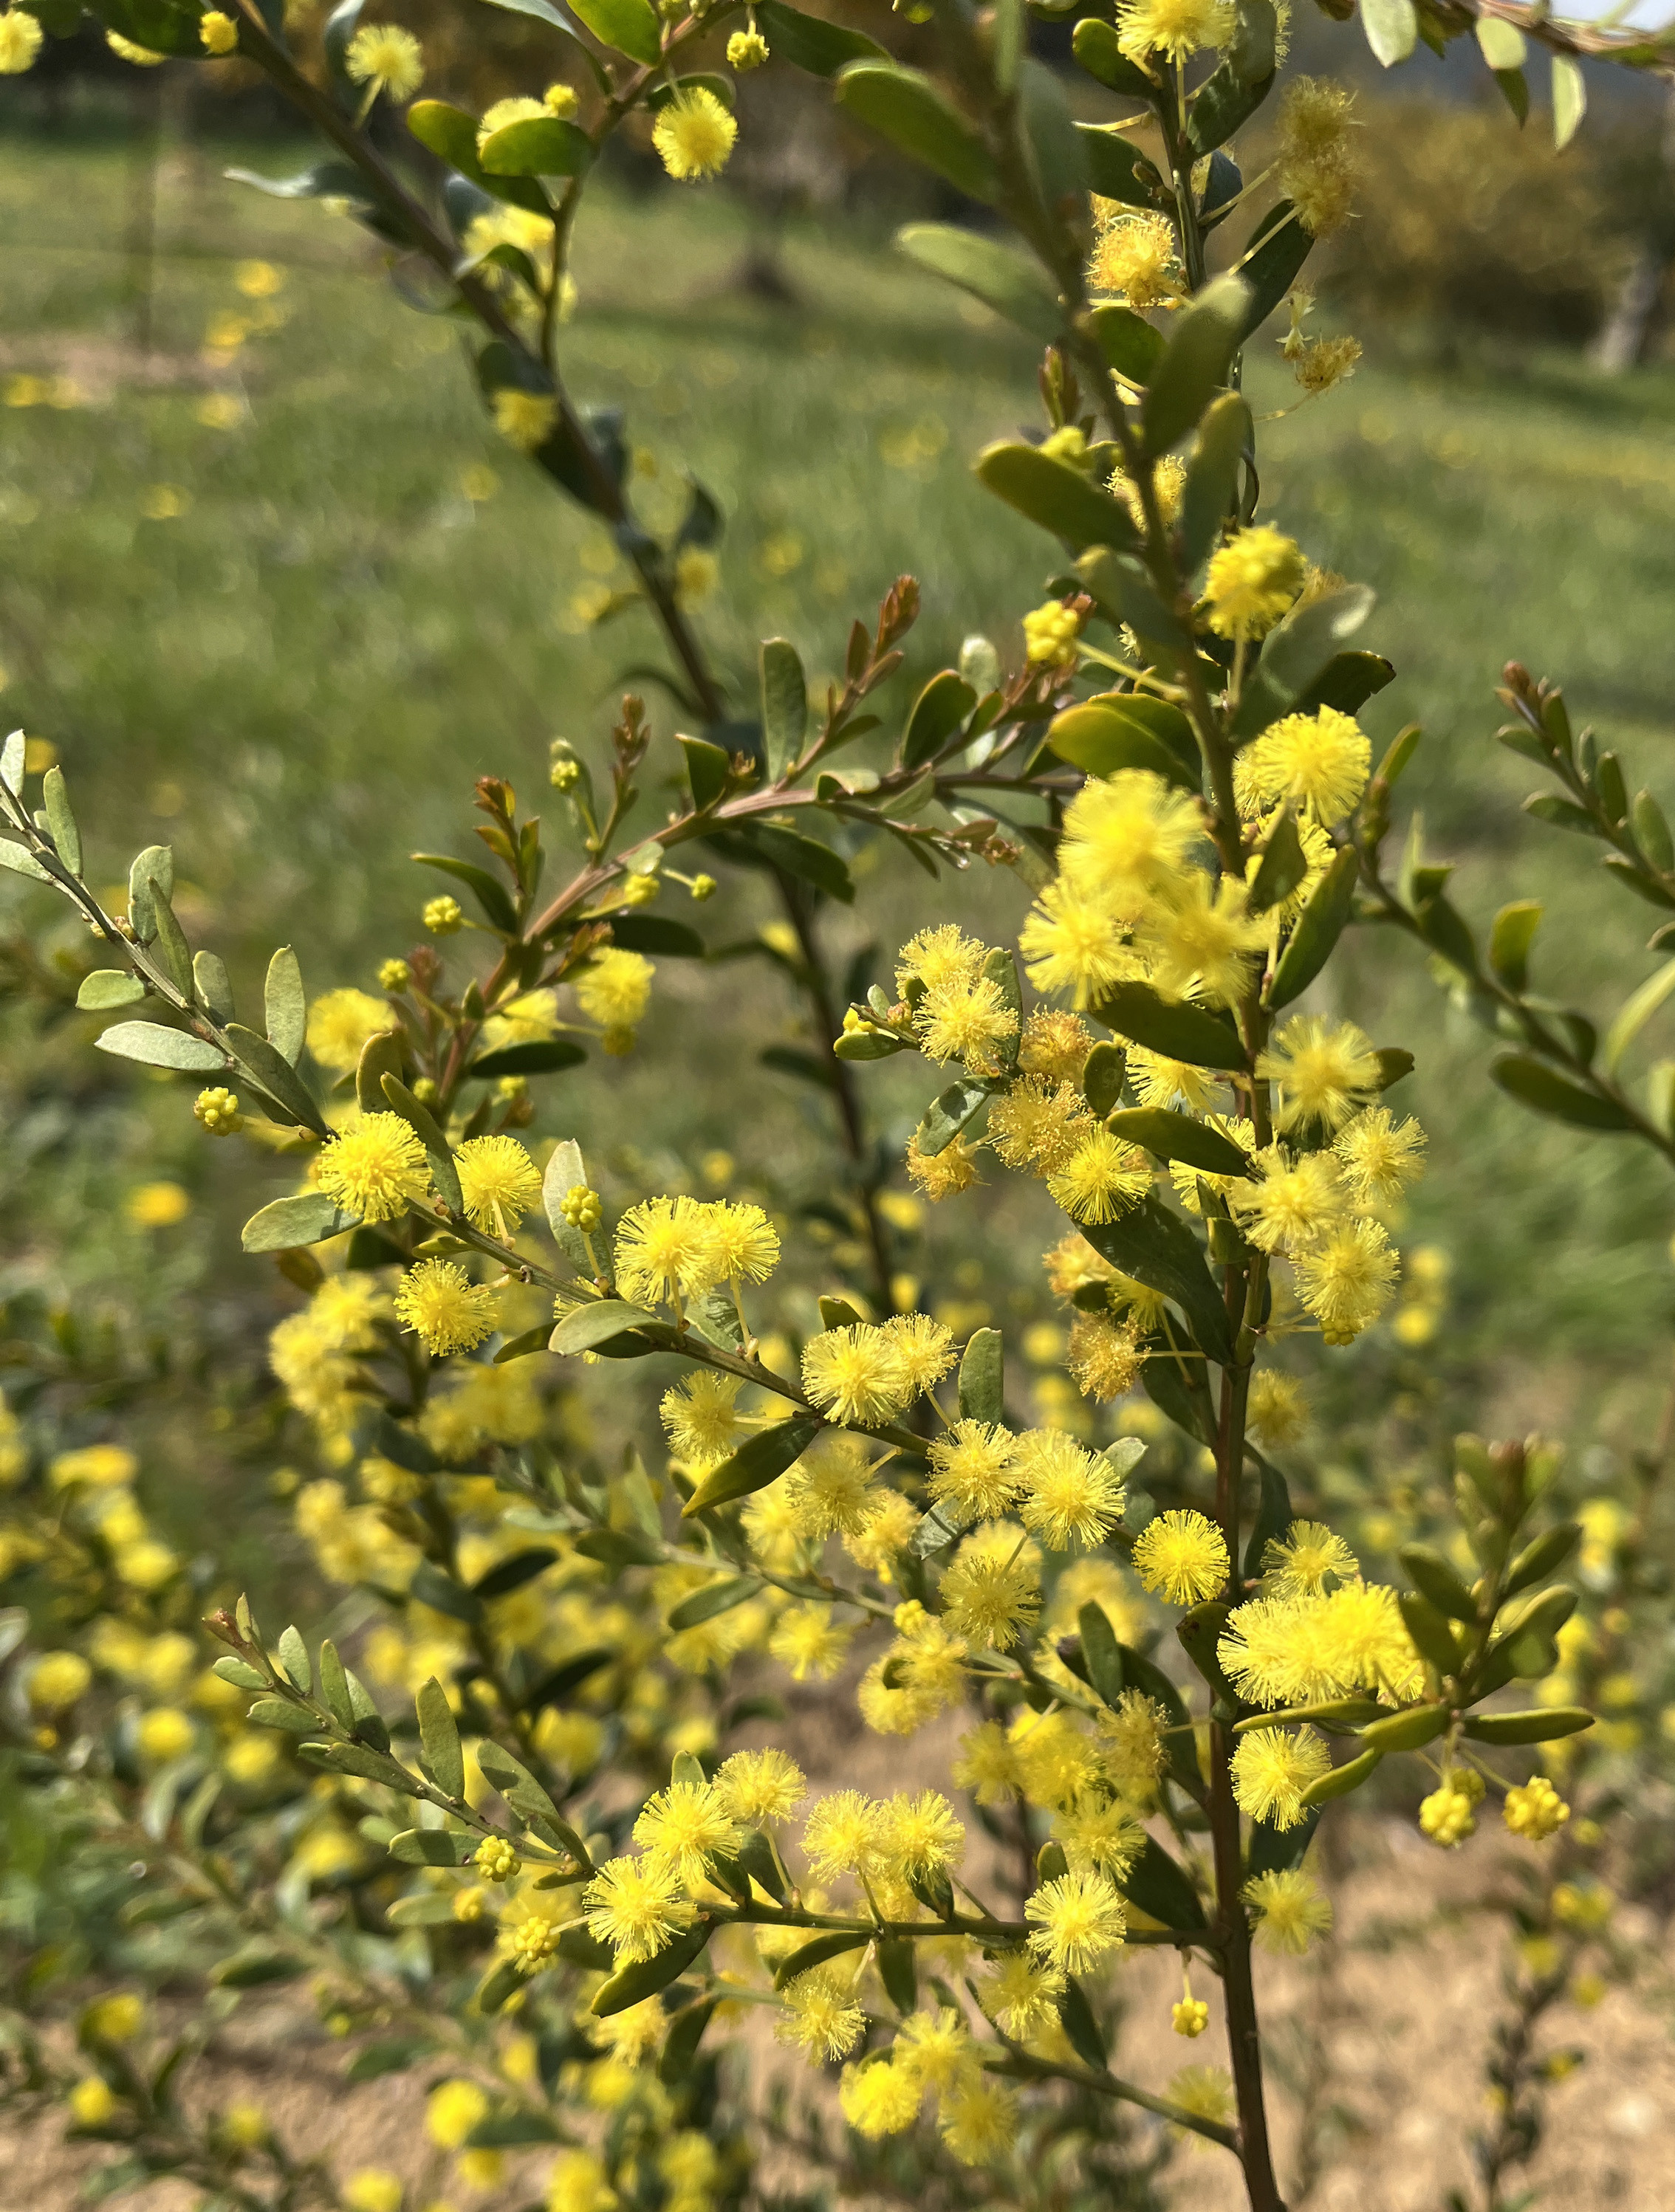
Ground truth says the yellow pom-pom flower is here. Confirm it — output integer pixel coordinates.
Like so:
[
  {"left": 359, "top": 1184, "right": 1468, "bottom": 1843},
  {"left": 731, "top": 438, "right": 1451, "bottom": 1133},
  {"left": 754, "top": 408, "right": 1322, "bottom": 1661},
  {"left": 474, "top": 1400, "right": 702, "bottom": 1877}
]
[
  {"left": 1025, "top": 1868, "right": 1127, "bottom": 1973},
  {"left": 0, "top": 9, "right": 44, "bottom": 70},
  {"left": 1088, "top": 207, "right": 1181, "bottom": 312},
  {"left": 199, "top": 8, "right": 239, "bottom": 51},
  {"left": 1261, "top": 1517, "right": 1357, "bottom": 1597},
  {"left": 1014, "top": 1429, "right": 1128, "bottom": 1551},
  {"left": 427, "top": 2078, "right": 489, "bottom": 2150},
  {"left": 776, "top": 1963, "right": 866, "bottom": 2062},
  {"left": 1116, "top": 0, "right": 1221, "bottom": 60},
  {"left": 394, "top": 1260, "right": 498, "bottom": 1354},
  {"left": 727, "top": 27, "right": 768, "bottom": 66},
  {"left": 1257, "top": 1015, "right": 1381, "bottom": 1136},
  {"left": 69, "top": 2075, "right": 117, "bottom": 2127},
  {"left": 1172, "top": 1996, "right": 1210, "bottom": 2036},
  {"left": 1046, "top": 1127, "right": 1151, "bottom": 1226},
  {"left": 492, "top": 387, "right": 558, "bottom": 453},
  {"left": 633, "top": 1776, "right": 741, "bottom": 1886},
  {"left": 1244, "top": 1866, "right": 1334, "bottom": 1953},
  {"left": 1236, "top": 707, "right": 1371, "bottom": 822},
  {"left": 456, "top": 1133, "right": 542, "bottom": 1239},
  {"left": 193, "top": 1085, "right": 243, "bottom": 1135},
  {"left": 927, "top": 1420, "right": 1019, "bottom": 1525},
  {"left": 652, "top": 87, "right": 738, "bottom": 182},
  {"left": 1333, "top": 1106, "right": 1427, "bottom": 1205},
  {"left": 575, "top": 947, "right": 653, "bottom": 1032},
  {"left": 315, "top": 1111, "right": 430, "bottom": 1223},
  {"left": 29, "top": 1650, "right": 92, "bottom": 1709},
  {"left": 306, "top": 986, "right": 394, "bottom": 1074},
  {"left": 583, "top": 1852, "right": 693, "bottom": 1962},
  {"left": 1132, "top": 1508, "right": 1229, "bottom": 1605},
  {"left": 422, "top": 893, "right": 463, "bottom": 934},
  {"left": 1204, "top": 526, "right": 1304, "bottom": 640},
  {"left": 1504, "top": 1774, "right": 1569, "bottom": 1842},
  {"left": 716, "top": 1746, "right": 806, "bottom": 1826},
  {"left": 801, "top": 1324, "right": 910, "bottom": 1427},
  {"left": 840, "top": 2058, "right": 921, "bottom": 2138},
  {"left": 1229, "top": 1725, "right": 1330, "bottom": 1829},
  {"left": 345, "top": 21, "right": 424, "bottom": 100}
]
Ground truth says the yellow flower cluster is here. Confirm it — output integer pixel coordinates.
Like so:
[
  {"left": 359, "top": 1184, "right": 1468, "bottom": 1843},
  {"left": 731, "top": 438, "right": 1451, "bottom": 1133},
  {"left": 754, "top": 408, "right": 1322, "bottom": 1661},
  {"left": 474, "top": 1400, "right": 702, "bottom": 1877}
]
[
  {"left": 895, "top": 926, "right": 1020, "bottom": 1076},
  {"left": 1088, "top": 208, "right": 1182, "bottom": 312},
  {"left": 1275, "top": 77, "right": 1359, "bottom": 238},
  {"left": 800, "top": 1312, "right": 953, "bottom": 1426},
  {"left": 1219, "top": 1578, "right": 1425, "bottom": 1708},
  {"left": 614, "top": 1194, "right": 779, "bottom": 1305}
]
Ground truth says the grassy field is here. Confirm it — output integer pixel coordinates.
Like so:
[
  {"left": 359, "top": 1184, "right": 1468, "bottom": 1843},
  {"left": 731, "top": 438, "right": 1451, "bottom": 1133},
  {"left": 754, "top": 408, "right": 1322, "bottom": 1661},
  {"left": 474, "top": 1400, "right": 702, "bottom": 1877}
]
[{"left": 1, "top": 103, "right": 1674, "bottom": 1404}]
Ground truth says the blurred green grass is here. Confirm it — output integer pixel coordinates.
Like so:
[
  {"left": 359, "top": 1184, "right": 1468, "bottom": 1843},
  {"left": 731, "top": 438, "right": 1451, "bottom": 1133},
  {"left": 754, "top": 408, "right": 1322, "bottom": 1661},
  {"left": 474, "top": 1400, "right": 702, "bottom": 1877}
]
[{"left": 2, "top": 109, "right": 1675, "bottom": 1402}]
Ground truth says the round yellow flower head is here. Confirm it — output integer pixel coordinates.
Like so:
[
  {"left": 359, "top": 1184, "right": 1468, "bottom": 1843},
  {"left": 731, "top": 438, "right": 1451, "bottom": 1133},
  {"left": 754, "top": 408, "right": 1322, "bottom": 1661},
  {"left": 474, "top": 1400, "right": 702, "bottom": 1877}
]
[
  {"left": 427, "top": 2078, "right": 489, "bottom": 2151},
  {"left": 1088, "top": 207, "right": 1180, "bottom": 311},
  {"left": 474, "top": 1835, "right": 521, "bottom": 1883},
  {"left": 0, "top": 10, "right": 45, "bottom": 70},
  {"left": 1172, "top": 1996, "right": 1210, "bottom": 2037},
  {"left": 1229, "top": 1725, "right": 1329, "bottom": 1829},
  {"left": 493, "top": 387, "right": 559, "bottom": 453},
  {"left": 775, "top": 1962, "right": 866, "bottom": 2062},
  {"left": 1504, "top": 1774, "right": 1569, "bottom": 1842},
  {"left": 544, "top": 80, "right": 578, "bottom": 115},
  {"left": 315, "top": 1110, "right": 431, "bottom": 1223},
  {"left": 30, "top": 1649, "right": 92, "bottom": 1709},
  {"left": 69, "top": 2075, "right": 117, "bottom": 2126},
  {"left": 653, "top": 87, "right": 738, "bottom": 182},
  {"left": 394, "top": 1260, "right": 498, "bottom": 1355},
  {"left": 583, "top": 1852, "right": 693, "bottom": 1963},
  {"left": 716, "top": 1745, "right": 806, "bottom": 1826},
  {"left": 343, "top": 2171, "right": 403, "bottom": 2212},
  {"left": 456, "top": 1133, "right": 541, "bottom": 1238},
  {"left": 839, "top": 2058, "right": 920, "bottom": 2138},
  {"left": 1419, "top": 1780, "right": 1477, "bottom": 1849},
  {"left": 1204, "top": 526, "right": 1304, "bottom": 640},
  {"left": 1237, "top": 707, "right": 1371, "bottom": 822},
  {"left": 1116, "top": 0, "right": 1222, "bottom": 60},
  {"left": 1066, "top": 1311, "right": 1144, "bottom": 1402},
  {"left": 344, "top": 22, "right": 424, "bottom": 100},
  {"left": 574, "top": 947, "right": 653, "bottom": 1030},
  {"left": 422, "top": 893, "right": 464, "bottom": 935},
  {"left": 199, "top": 8, "right": 239, "bottom": 51},
  {"left": 83, "top": 1991, "right": 145, "bottom": 2043},
  {"left": 306, "top": 986, "right": 395, "bottom": 1073},
  {"left": 1023, "top": 600, "right": 1081, "bottom": 669},
  {"left": 1244, "top": 1866, "right": 1333, "bottom": 1953},
  {"left": 801, "top": 1324, "right": 910, "bottom": 1427},
  {"left": 479, "top": 95, "right": 547, "bottom": 148},
  {"left": 193, "top": 1084, "right": 243, "bottom": 1135},
  {"left": 1247, "top": 1370, "right": 1311, "bottom": 1449},
  {"left": 1132, "top": 1508, "right": 1229, "bottom": 1606},
  {"left": 727, "top": 27, "right": 768, "bottom": 67},
  {"left": 1024, "top": 1867, "right": 1127, "bottom": 1973},
  {"left": 137, "top": 1706, "right": 196, "bottom": 1764}
]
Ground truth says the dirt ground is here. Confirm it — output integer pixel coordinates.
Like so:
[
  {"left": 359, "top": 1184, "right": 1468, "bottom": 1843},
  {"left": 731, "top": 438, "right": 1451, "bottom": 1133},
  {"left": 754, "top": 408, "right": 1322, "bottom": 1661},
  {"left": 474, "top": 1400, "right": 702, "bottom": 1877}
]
[{"left": 7, "top": 1686, "right": 1673, "bottom": 2212}]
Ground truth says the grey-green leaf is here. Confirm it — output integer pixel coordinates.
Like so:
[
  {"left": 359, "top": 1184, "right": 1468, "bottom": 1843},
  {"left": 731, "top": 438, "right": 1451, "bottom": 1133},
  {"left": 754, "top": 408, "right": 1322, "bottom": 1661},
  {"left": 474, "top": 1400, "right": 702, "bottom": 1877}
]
[
  {"left": 77, "top": 970, "right": 146, "bottom": 1011},
  {"left": 96, "top": 1020, "right": 226, "bottom": 1074},
  {"left": 266, "top": 948, "right": 306, "bottom": 1065},
  {"left": 957, "top": 1327, "right": 1004, "bottom": 1424},
  {"left": 761, "top": 638, "right": 808, "bottom": 780},
  {"left": 41, "top": 766, "right": 81, "bottom": 876},
  {"left": 416, "top": 1676, "right": 465, "bottom": 1799},
  {"left": 241, "top": 1192, "right": 360, "bottom": 1253},
  {"left": 897, "top": 222, "right": 1063, "bottom": 343}
]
